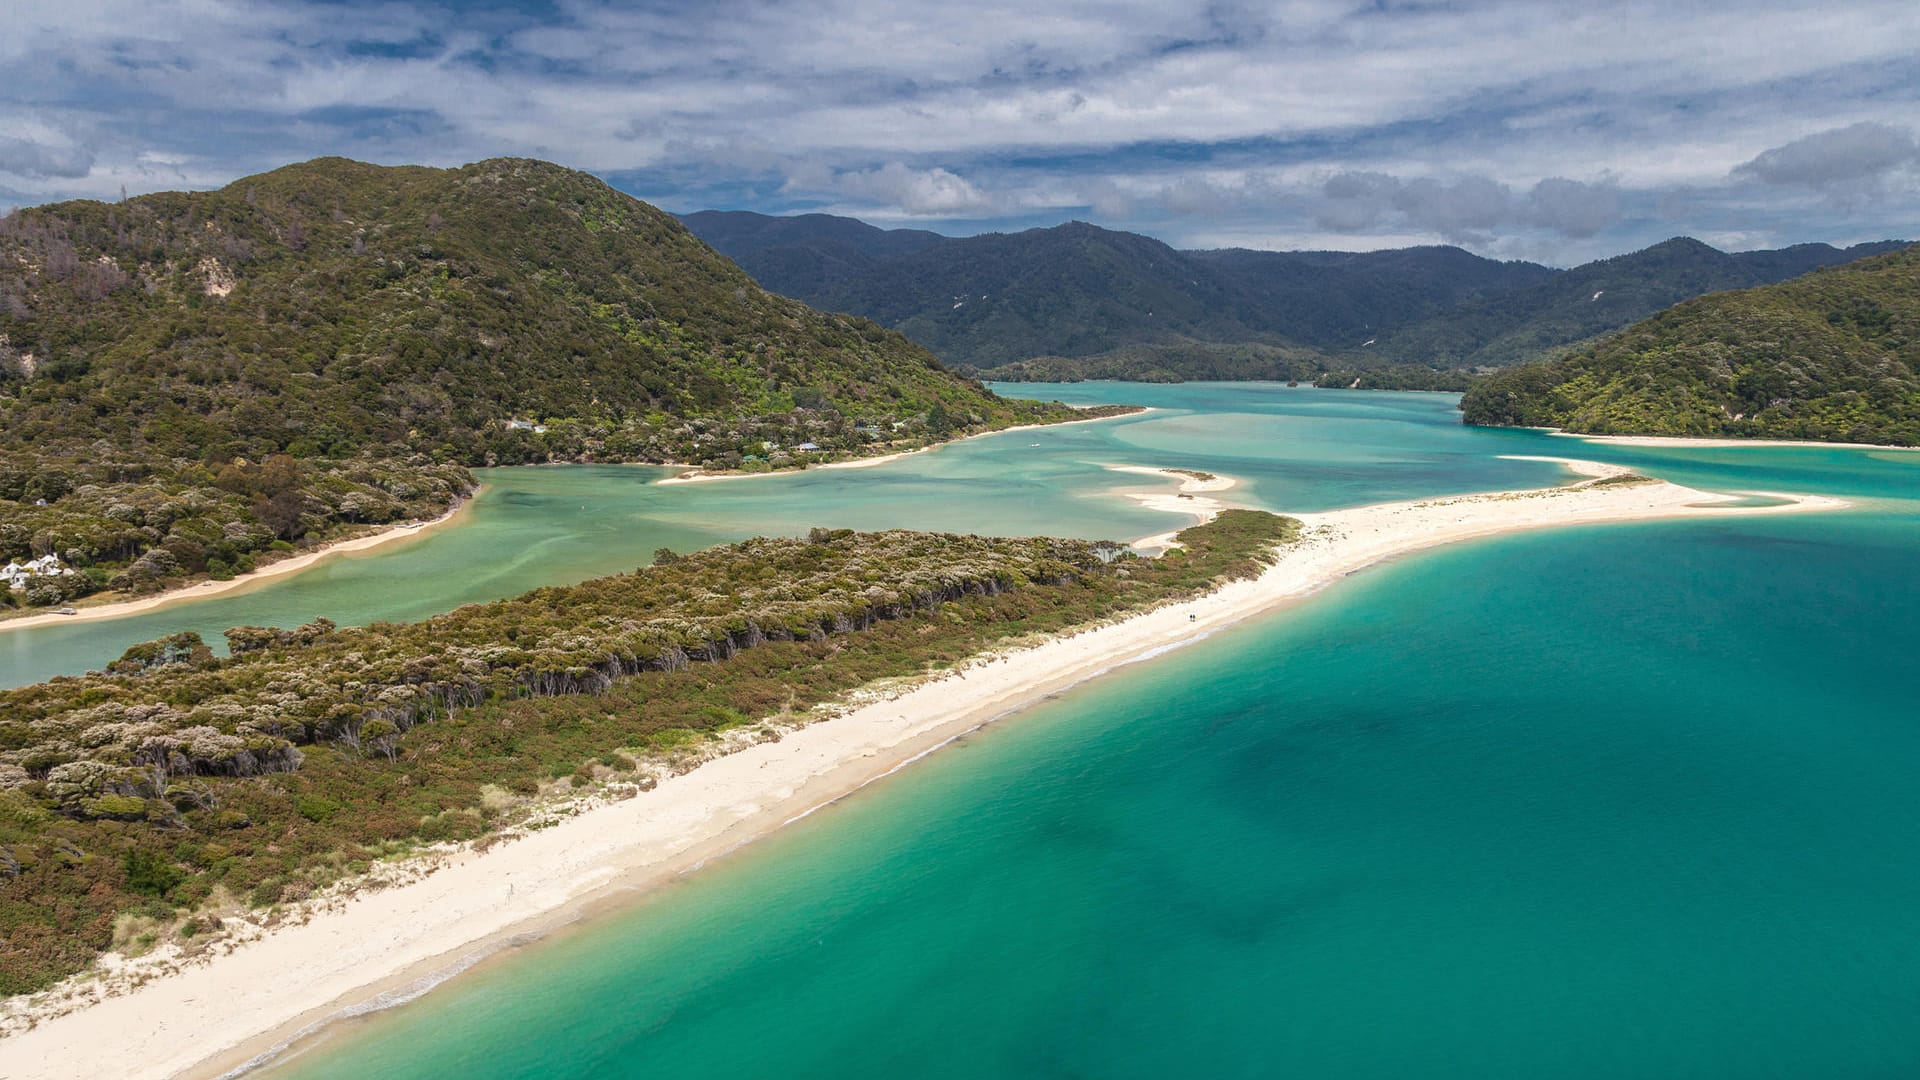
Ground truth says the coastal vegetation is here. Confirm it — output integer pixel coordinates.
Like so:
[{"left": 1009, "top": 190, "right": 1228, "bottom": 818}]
[
  {"left": 0, "top": 158, "right": 1075, "bottom": 607},
  {"left": 1462, "top": 246, "right": 1920, "bottom": 445},
  {"left": 0, "top": 511, "right": 1297, "bottom": 994},
  {"left": 974, "top": 342, "right": 1325, "bottom": 385}
]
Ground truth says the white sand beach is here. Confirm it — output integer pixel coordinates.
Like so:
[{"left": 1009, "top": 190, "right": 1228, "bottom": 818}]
[
  {"left": 1554, "top": 431, "right": 1920, "bottom": 452},
  {"left": 0, "top": 460, "right": 1848, "bottom": 1080}
]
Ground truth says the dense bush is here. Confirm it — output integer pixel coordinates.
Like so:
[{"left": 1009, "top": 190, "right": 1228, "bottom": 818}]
[
  {"left": 0, "top": 511, "right": 1297, "bottom": 993},
  {"left": 1462, "top": 246, "right": 1920, "bottom": 445}
]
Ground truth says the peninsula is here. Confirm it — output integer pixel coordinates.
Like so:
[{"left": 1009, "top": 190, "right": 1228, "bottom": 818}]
[{"left": 0, "top": 461, "right": 1845, "bottom": 1080}]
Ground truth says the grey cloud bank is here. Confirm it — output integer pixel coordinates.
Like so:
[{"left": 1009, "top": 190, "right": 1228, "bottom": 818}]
[
  {"left": 1, "top": 0, "right": 1915, "bottom": 262},
  {"left": 1733, "top": 122, "right": 1920, "bottom": 189}
]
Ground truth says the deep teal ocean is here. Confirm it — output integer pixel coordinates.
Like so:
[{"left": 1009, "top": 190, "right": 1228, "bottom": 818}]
[{"left": 246, "top": 385, "right": 1920, "bottom": 1079}]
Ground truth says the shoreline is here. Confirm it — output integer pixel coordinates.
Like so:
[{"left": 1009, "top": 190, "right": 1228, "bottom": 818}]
[
  {"left": 1103, "top": 466, "right": 1239, "bottom": 551},
  {"left": 0, "top": 495, "right": 479, "bottom": 637},
  {"left": 0, "top": 462, "right": 1849, "bottom": 1080},
  {"left": 1549, "top": 430, "right": 1920, "bottom": 453},
  {"left": 658, "top": 407, "right": 1148, "bottom": 485}
]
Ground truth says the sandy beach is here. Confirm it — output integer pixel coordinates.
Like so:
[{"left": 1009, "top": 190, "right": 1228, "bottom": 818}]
[
  {"left": 0, "top": 497, "right": 477, "bottom": 637},
  {"left": 1553, "top": 431, "right": 1920, "bottom": 452},
  {"left": 0, "top": 460, "right": 1848, "bottom": 1080}
]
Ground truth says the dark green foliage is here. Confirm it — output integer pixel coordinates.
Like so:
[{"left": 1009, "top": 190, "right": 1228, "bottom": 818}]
[
  {"left": 121, "top": 849, "right": 184, "bottom": 898},
  {"left": 0, "top": 159, "right": 1071, "bottom": 603},
  {"left": 974, "top": 341, "right": 1327, "bottom": 384},
  {"left": 0, "top": 513, "right": 1297, "bottom": 993},
  {"left": 682, "top": 210, "right": 1905, "bottom": 381},
  {"left": 683, "top": 214, "right": 1550, "bottom": 370},
  {"left": 1461, "top": 246, "right": 1920, "bottom": 445},
  {"left": 295, "top": 796, "right": 340, "bottom": 824},
  {"left": 1311, "top": 366, "right": 1479, "bottom": 392},
  {"left": 1371, "top": 237, "right": 1910, "bottom": 368}
]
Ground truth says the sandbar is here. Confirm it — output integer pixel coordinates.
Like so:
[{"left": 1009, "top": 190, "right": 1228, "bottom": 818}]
[{"left": 1103, "top": 465, "right": 1239, "bottom": 551}]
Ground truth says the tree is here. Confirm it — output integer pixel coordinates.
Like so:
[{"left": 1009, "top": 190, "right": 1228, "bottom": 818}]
[
  {"left": 362, "top": 720, "right": 400, "bottom": 762},
  {"left": 255, "top": 490, "right": 307, "bottom": 540}
]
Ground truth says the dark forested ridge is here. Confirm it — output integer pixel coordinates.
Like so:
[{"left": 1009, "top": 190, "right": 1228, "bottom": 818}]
[
  {"left": 682, "top": 213, "right": 1550, "bottom": 370},
  {"left": 0, "top": 158, "right": 1068, "bottom": 607},
  {"left": 679, "top": 210, "right": 1906, "bottom": 383},
  {"left": 677, "top": 209, "right": 948, "bottom": 294},
  {"left": 0, "top": 511, "right": 1297, "bottom": 993},
  {"left": 1370, "top": 236, "right": 1912, "bottom": 369},
  {"left": 1461, "top": 246, "right": 1920, "bottom": 445}
]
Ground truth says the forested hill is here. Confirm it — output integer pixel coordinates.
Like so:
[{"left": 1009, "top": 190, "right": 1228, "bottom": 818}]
[
  {"left": 677, "top": 210, "right": 947, "bottom": 294},
  {"left": 680, "top": 210, "right": 1905, "bottom": 381},
  {"left": 681, "top": 213, "right": 1551, "bottom": 367},
  {"left": 1461, "top": 246, "right": 1920, "bottom": 445},
  {"left": 1369, "top": 236, "right": 1912, "bottom": 368},
  {"left": 0, "top": 158, "right": 1062, "bottom": 606}
]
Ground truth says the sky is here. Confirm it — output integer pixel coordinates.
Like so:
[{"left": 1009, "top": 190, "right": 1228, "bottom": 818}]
[{"left": 3, "top": 0, "right": 1917, "bottom": 265}]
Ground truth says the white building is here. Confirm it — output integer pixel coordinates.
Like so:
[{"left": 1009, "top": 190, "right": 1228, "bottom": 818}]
[{"left": 2, "top": 554, "right": 73, "bottom": 592}]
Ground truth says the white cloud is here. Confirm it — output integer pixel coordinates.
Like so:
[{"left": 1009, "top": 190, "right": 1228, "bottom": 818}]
[
  {"left": 0, "top": 0, "right": 1915, "bottom": 257},
  {"left": 832, "top": 163, "right": 997, "bottom": 216}
]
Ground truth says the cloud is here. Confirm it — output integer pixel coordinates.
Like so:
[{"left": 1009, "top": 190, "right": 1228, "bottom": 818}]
[
  {"left": 0, "top": 0, "right": 1915, "bottom": 258},
  {"left": 830, "top": 163, "right": 997, "bottom": 216},
  {"left": 1316, "top": 172, "right": 1622, "bottom": 243},
  {"left": 1524, "top": 178, "right": 1623, "bottom": 239},
  {"left": 0, "top": 137, "right": 94, "bottom": 180},
  {"left": 1732, "top": 121, "right": 1920, "bottom": 188}
]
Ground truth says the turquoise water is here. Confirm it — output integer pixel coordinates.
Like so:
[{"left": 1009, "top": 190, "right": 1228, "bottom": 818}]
[
  {"left": 254, "top": 386, "right": 1919, "bottom": 1080},
  {"left": 11, "top": 382, "right": 1920, "bottom": 1075},
  {"left": 0, "top": 386, "right": 1570, "bottom": 688},
  {"left": 274, "top": 497, "right": 1920, "bottom": 1079}
]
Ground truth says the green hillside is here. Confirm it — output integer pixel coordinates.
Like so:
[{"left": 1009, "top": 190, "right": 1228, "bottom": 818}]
[
  {"left": 0, "top": 158, "right": 1063, "bottom": 605},
  {"left": 1461, "top": 247, "right": 1920, "bottom": 445}
]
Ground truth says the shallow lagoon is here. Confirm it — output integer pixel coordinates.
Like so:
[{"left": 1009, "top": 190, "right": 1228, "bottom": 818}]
[{"left": 1, "top": 385, "right": 1574, "bottom": 687}]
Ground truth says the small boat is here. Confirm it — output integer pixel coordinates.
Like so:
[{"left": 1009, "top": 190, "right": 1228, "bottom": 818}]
[{"left": 55, "top": 607, "right": 78, "bottom": 616}]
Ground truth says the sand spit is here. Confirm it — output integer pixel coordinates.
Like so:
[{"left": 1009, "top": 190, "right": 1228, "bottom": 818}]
[{"left": 0, "top": 459, "right": 1848, "bottom": 1080}]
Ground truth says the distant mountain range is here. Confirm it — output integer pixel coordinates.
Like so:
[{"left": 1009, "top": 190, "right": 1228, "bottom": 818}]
[
  {"left": 680, "top": 210, "right": 1907, "bottom": 380},
  {"left": 1462, "top": 244, "right": 1920, "bottom": 446}
]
